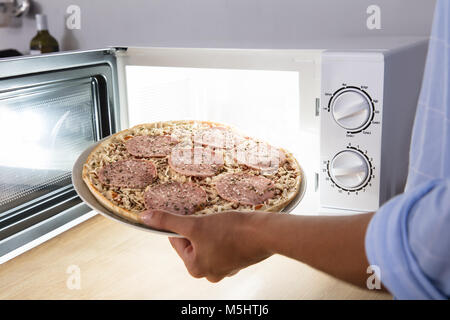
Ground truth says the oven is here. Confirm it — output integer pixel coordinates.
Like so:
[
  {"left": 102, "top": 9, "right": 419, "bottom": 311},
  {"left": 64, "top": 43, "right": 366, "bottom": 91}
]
[{"left": 0, "top": 38, "right": 428, "bottom": 260}]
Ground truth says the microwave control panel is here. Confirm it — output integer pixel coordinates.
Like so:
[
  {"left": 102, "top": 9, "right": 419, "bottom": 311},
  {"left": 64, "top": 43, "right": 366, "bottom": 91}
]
[{"left": 320, "top": 52, "right": 384, "bottom": 212}]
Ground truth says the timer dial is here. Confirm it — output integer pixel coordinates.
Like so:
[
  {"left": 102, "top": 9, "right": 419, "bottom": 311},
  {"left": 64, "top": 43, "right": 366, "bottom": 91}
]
[
  {"left": 329, "top": 150, "right": 370, "bottom": 190},
  {"left": 331, "top": 88, "right": 373, "bottom": 131}
]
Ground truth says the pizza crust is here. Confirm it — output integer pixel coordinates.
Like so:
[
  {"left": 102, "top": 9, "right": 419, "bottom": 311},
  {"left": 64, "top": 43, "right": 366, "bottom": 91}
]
[{"left": 82, "top": 120, "right": 302, "bottom": 225}]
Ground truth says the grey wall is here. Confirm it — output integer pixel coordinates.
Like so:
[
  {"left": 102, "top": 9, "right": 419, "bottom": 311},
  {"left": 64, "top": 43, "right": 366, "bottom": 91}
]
[{"left": 0, "top": 0, "right": 437, "bottom": 54}]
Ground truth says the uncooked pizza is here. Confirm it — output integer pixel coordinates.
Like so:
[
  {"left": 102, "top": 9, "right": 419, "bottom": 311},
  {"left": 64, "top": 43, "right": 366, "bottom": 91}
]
[{"left": 82, "top": 121, "right": 302, "bottom": 224}]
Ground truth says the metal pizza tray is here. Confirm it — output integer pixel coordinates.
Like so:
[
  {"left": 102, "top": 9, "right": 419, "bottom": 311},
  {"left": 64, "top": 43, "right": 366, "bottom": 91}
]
[{"left": 72, "top": 139, "right": 307, "bottom": 237}]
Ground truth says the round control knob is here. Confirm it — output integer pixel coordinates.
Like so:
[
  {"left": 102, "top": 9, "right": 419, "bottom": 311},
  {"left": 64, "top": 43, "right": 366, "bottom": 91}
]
[
  {"left": 331, "top": 88, "right": 373, "bottom": 131},
  {"left": 329, "top": 150, "right": 370, "bottom": 190}
]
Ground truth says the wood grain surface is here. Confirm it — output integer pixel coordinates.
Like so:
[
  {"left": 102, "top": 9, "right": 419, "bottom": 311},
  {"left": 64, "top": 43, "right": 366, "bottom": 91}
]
[{"left": 0, "top": 215, "right": 392, "bottom": 300}]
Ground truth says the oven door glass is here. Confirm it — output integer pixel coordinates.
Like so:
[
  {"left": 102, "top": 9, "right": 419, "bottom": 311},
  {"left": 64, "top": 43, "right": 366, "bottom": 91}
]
[
  {"left": 0, "top": 77, "right": 101, "bottom": 233},
  {"left": 0, "top": 49, "right": 118, "bottom": 259}
]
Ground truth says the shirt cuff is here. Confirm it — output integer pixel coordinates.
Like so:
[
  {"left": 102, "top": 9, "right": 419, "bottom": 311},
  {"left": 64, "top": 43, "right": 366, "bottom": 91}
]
[{"left": 365, "top": 179, "right": 445, "bottom": 299}]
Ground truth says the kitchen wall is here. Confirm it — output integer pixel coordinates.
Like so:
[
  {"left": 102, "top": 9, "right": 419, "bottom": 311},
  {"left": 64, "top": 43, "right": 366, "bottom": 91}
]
[{"left": 0, "top": 0, "right": 437, "bottom": 54}]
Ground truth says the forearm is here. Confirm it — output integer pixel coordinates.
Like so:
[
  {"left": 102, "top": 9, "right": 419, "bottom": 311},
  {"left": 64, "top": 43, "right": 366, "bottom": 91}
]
[{"left": 250, "top": 212, "right": 375, "bottom": 288}]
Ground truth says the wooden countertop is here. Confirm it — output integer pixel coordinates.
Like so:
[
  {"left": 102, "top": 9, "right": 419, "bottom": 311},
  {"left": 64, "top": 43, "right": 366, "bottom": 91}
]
[{"left": 0, "top": 215, "right": 392, "bottom": 300}]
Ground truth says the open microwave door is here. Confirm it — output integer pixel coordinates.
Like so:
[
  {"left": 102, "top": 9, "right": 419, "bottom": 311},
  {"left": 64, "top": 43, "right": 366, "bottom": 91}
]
[{"left": 0, "top": 49, "right": 120, "bottom": 259}]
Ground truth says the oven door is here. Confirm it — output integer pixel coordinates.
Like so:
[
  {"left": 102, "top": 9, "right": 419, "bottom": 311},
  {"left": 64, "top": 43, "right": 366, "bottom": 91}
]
[{"left": 0, "top": 49, "right": 119, "bottom": 259}]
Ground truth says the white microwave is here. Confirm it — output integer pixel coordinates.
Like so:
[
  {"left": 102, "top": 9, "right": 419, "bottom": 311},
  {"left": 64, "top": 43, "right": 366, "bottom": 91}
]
[{"left": 0, "top": 37, "right": 428, "bottom": 259}]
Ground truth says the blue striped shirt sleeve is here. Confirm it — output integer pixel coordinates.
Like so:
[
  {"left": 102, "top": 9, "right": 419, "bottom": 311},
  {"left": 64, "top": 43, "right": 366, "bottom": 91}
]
[
  {"left": 365, "top": 0, "right": 450, "bottom": 300},
  {"left": 365, "top": 179, "right": 450, "bottom": 299}
]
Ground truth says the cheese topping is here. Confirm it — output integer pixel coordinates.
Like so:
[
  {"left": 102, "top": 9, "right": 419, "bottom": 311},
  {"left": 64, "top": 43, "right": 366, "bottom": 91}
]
[{"left": 84, "top": 122, "right": 301, "bottom": 215}]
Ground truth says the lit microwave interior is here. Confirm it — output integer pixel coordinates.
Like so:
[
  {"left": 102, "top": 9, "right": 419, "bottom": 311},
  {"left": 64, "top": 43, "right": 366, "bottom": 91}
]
[{"left": 125, "top": 66, "right": 301, "bottom": 155}]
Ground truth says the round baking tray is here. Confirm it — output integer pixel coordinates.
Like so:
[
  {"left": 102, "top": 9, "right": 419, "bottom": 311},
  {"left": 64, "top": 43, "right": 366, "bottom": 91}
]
[{"left": 72, "top": 139, "right": 306, "bottom": 237}]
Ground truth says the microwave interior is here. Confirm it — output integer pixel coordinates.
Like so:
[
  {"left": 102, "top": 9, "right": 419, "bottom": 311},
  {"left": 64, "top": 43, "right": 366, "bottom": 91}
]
[{"left": 0, "top": 48, "right": 321, "bottom": 258}]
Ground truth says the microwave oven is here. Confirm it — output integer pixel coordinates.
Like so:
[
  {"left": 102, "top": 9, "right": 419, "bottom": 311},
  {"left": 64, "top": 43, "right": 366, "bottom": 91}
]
[{"left": 0, "top": 37, "right": 428, "bottom": 260}]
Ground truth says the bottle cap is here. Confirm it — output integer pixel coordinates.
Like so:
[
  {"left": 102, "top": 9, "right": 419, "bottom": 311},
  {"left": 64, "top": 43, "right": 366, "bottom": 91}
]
[{"left": 35, "top": 14, "right": 48, "bottom": 31}]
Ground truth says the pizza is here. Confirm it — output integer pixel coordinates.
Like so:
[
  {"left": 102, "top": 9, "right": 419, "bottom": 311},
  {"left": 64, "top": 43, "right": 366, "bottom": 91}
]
[{"left": 82, "top": 120, "right": 302, "bottom": 224}]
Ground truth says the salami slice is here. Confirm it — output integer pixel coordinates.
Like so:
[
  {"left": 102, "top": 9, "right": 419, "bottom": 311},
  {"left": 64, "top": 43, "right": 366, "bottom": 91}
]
[
  {"left": 215, "top": 173, "right": 276, "bottom": 205},
  {"left": 168, "top": 146, "right": 224, "bottom": 177},
  {"left": 98, "top": 159, "right": 157, "bottom": 188},
  {"left": 125, "top": 135, "right": 178, "bottom": 158},
  {"left": 193, "top": 127, "right": 239, "bottom": 149},
  {"left": 235, "top": 139, "right": 286, "bottom": 173},
  {"left": 144, "top": 181, "right": 207, "bottom": 215}
]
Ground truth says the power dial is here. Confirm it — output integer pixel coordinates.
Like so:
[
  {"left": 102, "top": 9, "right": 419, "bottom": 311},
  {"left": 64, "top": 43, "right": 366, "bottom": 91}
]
[
  {"left": 329, "top": 149, "right": 371, "bottom": 190},
  {"left": 330, "top": 88, "right": 373, "bottom": 131}
]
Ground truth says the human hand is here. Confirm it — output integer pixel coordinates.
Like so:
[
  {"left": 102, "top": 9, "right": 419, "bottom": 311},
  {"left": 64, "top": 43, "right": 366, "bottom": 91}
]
[{"left": 140, "top": 210, "right": 273, "bottom": 283}]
